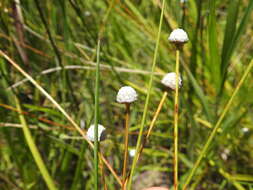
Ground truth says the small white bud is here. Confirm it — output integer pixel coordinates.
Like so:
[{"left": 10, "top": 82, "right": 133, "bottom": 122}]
[
  {"left": 80, "top": 119, "right": 85, "bottom": 129},
  {"left": 116, "top": 86, "right": 138, "bottom": 104},
  {"left": 129, "top": 149, "right": 136, "bottom": 157},
  {"left": 221, "top": 149, "right": 230, "bottom": 161},
  {"left": 168, "top": 28, "right": 189, "bottom": 44},
  {"left": 161, "top": 72, "right": 182, "bottom": 90},
  {"left": 221, "top": 152, "right": 228, "bottom": 161},
  {"left": 84, "top": 11, "right": 91, "bottom": 16},
  {"left": 242, "top": 127, "right": 249, "bottom": 133},
  {"left": 87, "top": 124, "right": 106, "bottom": 142}
]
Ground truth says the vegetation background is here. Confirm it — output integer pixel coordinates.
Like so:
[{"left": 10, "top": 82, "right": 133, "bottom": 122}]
[{"left": 0, "top": 0, "right": 253, "bottom": 189}]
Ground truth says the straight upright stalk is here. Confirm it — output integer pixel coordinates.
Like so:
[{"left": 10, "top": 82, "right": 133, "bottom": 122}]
[
  {"left": 174, "top": 50, "right": 180, "bottom": 190},
  {"left": 122, "top": 103, "right": 130, "bottom": 189}
]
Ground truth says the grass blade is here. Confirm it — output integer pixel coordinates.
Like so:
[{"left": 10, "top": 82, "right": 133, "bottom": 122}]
[
  {"left": 221, "top": 0, "right": 240, "bottom": 75},
  {"left": 207, "top": 0, "right": 220, "bottom": 90},
  {"left": 127, "top": 0, "right": 166, "bottom": 189},
  {"left": 94, "top": 39, "right": 101, "bottom": 190},
  {"left": 15, "top": 97, "right": 57, "bottom": 190},
  {"left": 182, "top": 62, "right": 212, "bottom": 121},
  {"left": 173, "top": 49, "right": 180, "bottom": 190}
]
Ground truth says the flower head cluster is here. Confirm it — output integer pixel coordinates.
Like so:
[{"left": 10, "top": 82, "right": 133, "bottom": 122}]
[
  {"left": 161, "top": 72, "right": 182, "bottom": 90},
  {"left": 116, "top": 86, "right": 138, "bottom": 104},
  {"left": 87, "top": 124, "right": 106, "bottom": 142},
  {"left": 168, "top": 28, "right": 188, "bottom": 44}
]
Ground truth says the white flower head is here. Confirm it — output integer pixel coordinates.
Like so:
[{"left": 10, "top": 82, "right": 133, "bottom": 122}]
[
  {"left": 221, "top": 152, "right": 228, "bottom": 161},
  {"left": 242, "top": 127, "right": 249, "bottom": 133},
  {"left": 116, "top": 86, "right": 138, "bottom": 104},
  {"left": 168, "top": 28, "right": 189, "bottom": 44},
  {"left": 84, "top": 11, "right": 91, "bottom": 16},
  {"left": 129, "top": 149, "right": 136, "bottom": 157},
  {"left": 221, "top": 149, "right": 230, "bottom": 161},
  {"left": 161, "top": 72, "right": 182, "bottom": 90},
  {"left": 87, "top": 124, "right": 106, "bottom": 142}
]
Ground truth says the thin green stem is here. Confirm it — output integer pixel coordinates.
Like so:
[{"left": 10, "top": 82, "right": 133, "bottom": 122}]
[
  {"left": 183, "top": 59, "right": 253, "bottom": 190},
  {"left": 127, "top": 0, "right": 166, "bottom": 189},
  {"left": 94, "top": 39, "right": 101, "bottom": 190},
  {"left": 174, "top": 50, "right": 180, "bottom": 190},
  {"left": 122, "top": 103, "right": 130, "bottom": 189},
  {"left": 15, "top": 97, "right": 57, "bottom": 190}
]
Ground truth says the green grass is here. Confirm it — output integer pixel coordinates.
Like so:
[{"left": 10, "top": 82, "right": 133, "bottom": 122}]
[{"left": 0, "top": 0, "right": 253, "bottom": 189}]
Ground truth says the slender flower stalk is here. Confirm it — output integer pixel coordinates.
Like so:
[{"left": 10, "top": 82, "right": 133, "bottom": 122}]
[
  {"left": 122, "top": 103, "right": 130, "bottom": 189},
  {"left": 116, "top": 86, "right": 138, "bottom": 189},
  {"left": 135, "top": 91, "right": 168, "bottom": 163},
  {"left": 168, "top": 28, "right": 188, "bottom": 190},
  {"left": 173, "top": 49, "right": 180, "bottom": 190}
]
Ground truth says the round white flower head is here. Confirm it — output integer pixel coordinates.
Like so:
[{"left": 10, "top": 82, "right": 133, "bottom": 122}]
[
  {"left": 168, "top": 28, "right": 189, "bottom": 44},
  {"left": 129, "top": 149, "right": 136, "bottom": 157},
  {"left": 87, "top": 124, "right": 106, "bottom": 142},
  {"left": 161, "top": 72, "right": 182, "bottom": 90},
  {"left": 242, "top": 127, "right": 249, "bottom": 133},
  {"left": 116, "top": 86, "right": 138, "bottom": 104}
]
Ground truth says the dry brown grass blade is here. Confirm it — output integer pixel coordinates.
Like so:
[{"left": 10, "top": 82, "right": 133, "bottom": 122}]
[{"left": 0, "top": 103, "right": 74, "bottom": 130}]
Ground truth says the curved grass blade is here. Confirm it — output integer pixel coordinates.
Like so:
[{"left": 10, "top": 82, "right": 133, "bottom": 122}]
[
  {"left": 182, "top": 61, "right": 212, "bottom": 121},
  {"left": 15, "top": 97, "right": 57, "bottom": 190},
  {"left": 207, "top": 0, "right": 220, "bottom": 90}
]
